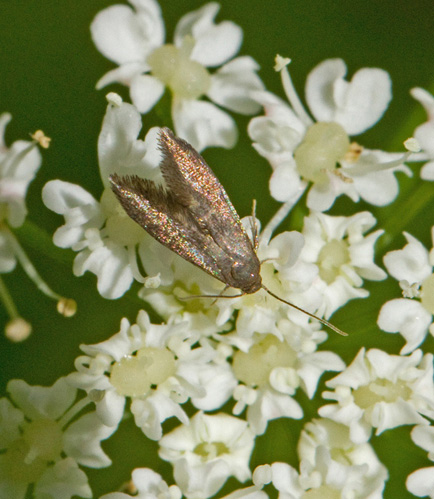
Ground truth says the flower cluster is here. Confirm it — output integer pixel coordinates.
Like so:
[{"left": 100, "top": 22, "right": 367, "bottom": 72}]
[{"left": 2, "top": 1, "right": 434, "bottom": 498}]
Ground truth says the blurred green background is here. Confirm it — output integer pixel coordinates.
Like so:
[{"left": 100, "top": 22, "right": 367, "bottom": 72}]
[{"left": 0, "top": 1, "right": 433, "bottom": 497}]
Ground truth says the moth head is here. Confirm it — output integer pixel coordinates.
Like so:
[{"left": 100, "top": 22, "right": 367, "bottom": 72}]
[{"left": 230, "top": 261, "right": 262, "bottom": 294}]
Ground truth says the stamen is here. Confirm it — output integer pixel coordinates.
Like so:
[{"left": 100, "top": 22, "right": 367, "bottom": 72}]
[
  {"left": 30, "top": 130, "right": 51, "bottom": 149},
  {"left": 275, "top": 55, "right": 313, "bottom": 127},
  {"left": 58, "top": 396, "right": 92, "bottom": 429},
  {"left": 0, "top": 275, "right": 32, "bottom": 341},
  {"left": 261, "top": 184, "right": 307, "bottom": 242},
  {"left": 127, "top": 245, "right": 147, "bottom": 283},
  {"left": 5, "top": 317, "right": 32, "bottom": 342},
  {"left": 345, "top": 148, "right": 413, "bottom": 177},
  {"left": 4, "top": 229, "right": 76, "bottom": 316}
]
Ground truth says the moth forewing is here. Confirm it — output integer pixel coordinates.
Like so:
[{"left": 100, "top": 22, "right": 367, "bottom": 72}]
[
  {"left": 156, "top": 128, "right": 262, "bottom": 293},
  {"left": 110, "top": 128, "right": 347, "bottom": 336}
]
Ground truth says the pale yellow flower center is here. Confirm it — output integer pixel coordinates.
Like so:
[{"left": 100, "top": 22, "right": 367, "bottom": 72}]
[
  {"left": 303, "top": 487, "right": 341, "bottom": 499},
  {"left": 110, "top": 347, "right": 176, "bottom": 397},
  {"left": 148, "top": 41, "right": 211, "bottom": 99},
  {"left": 3, "top": 418, "right": 64, "bottom": 483},
  {"left": 232, "top": 335, "right": 295, "bottom": 387},
  {"left": 317, "top": 239, "right": 350, "bottom": 284},
  {"left": 2, "top": 438, "right": 47, "bottom": 483},
  {"left": 22, "top": 418, "right": 63, "bottom": 462},
  {"left": 421, "top": 273, "right": 434, "bottom": 314},
  {"left": 353, "top": 378, "right": 411, "bottom": 408},
  {"left": 295, "top": 122, "right": 350, "bottom": 184},
  {"left": 194, "top": 441, "right": 229, "bottom": 461}
]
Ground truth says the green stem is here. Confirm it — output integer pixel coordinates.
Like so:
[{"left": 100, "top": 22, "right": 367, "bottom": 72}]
[
  {"left": 0, "top": 274, "right": 19, "bottom": 319},
  {"left": 5, "top": 228, "right": 63, "bottom": 301}
]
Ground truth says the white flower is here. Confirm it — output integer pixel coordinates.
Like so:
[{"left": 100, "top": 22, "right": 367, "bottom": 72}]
[
  {"left": 253, "top": 418, "right": 388, "bottom": 497},
  {"left": 0, "top": 378, "right": 115, "bottom": 499},
  {"left": 249, "top": 58, "right": 411, "bottom": 211},
  {"left": 91, "top": 1, "right": 264, "bottom": 151},
  {"left": 297, "top": 419, "right": 388, "bottom": 498},
  {"left": 159, "top": 411, "right": 255, "bottom": 499},
  {"left": 406, "top": 425, "right": 434, "bottom": 498},
  {"left": 300, "top": 211, "right": 386, "bottom": 319},
  {"left": 253, "top": 449, "right": 384, "bottom": 499},
  {"left": 99, "top": 468, "right": 182, "bottom": 499},
  {"left": 232, "top": 320, "right": 344, "bottom": 435},
  {"left": 42, "top": 97, "right": 161, "bottom": 299},
  {"left": 0, "top": 112, "right": 42, "bottom": 274},
  {"left": 67, "top": 310, "right": 236, "bottom": 440},
  {"left": 0, "top": 112, "right": 42, "bottom": 230},
  {"left": 319, "top": 348, "right": 434, "bottom": 444},
  {"left": 410, "top": 87, "right": 434, "bottom": 180},
  {"left": 377, "top": 230, "right": 434, "bottom": 354}
]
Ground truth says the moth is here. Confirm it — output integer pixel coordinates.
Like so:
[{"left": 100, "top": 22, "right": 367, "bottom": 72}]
[{"left": 109, "top": 127, "right": 346, "bottom": 336}]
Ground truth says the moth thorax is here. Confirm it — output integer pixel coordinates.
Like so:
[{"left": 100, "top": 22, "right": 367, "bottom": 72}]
[{"left": 230, "top": 260, "right": 262, "bottom": 294}]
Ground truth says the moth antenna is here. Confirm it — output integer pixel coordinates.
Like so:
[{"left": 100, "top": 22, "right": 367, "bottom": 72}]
[{"left": 261, "top": 285, "right": 348, "bottom": 336}]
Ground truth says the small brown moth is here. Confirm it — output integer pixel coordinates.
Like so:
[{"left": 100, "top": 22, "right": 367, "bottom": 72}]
[{"left": 109, "top": 127, "right": 346, "bottom": 336}]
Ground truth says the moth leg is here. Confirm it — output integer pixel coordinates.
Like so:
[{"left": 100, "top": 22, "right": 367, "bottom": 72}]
[{"left": 249, "top": 199, "right": 260, "bottom": 251}]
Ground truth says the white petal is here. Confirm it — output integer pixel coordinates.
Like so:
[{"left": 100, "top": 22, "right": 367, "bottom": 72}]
[
  {"left": 73, "top": 245, "right": 134, "bottom": 299},
  {"left": 221, "top": 486, "right": 268, "bottom": 499},
  {"left": 269, "top": 162, "right": 302, "bottom": 202},
  {"left": 207, "top": 57, "right": 264, "bottom": 114},
  {"left": 372, "top": 398, "right": 428, "bottom": 435},
  {"left": 175, "top": 3, "right": 242, "bottom": 67},
  {"left": 377, "top": 299, "right": 432, "bottom": 354},
  {"left": 306, "top": 180, "right": 341, "bottom": 212},
  {"left": 131, "top": 467, "right": 180, "bottom": 497},
  {"left": 411, "top": 425, "right": 434, "bottom": 456},
  {"left": 414, "top": 121, "right": 434, "bottom": 158},
  {"left": 172, "top": 98, "right": 237, "bottom": 151},
  {"left": 407, "top": 467, "right": 434, "bottom": 498},
  {"left": 383, "top": 233, "right": 431, "bottom": 282},
  {"left": 130, "top": 74, "right": 165, "bottom": 113},
  {"left": 326, "top": 348, "right": 369, "bottom": 389},
  {"left": 96, "top": 389, "right": 126, "bottom": 428},
  {"left": 186, "top": 363, "right": 237, "bottom": 411},
  {"left": 266, "top": 230, "right": 305, "bottom": 269},
  {"left": 95, "top": 62, "right": 147, "bottom": 89},
  {"left": 298, "top": 351, "right": 345, "bottom": 399},
  {"left": 82, "top": 317, "right": 141, "bottom": 360},
  {"left": 0, "top": 112, "right": 12, "bottom": 149},
  {"left": 42, "top": 180, "right": 99, "bottom": 216},
  {"left": 173, "top": 458, "right": 231, "bottom": 499},
  {"left": 0, "top": 231, "right": 16, "bottom": 272},
  {"left": 269, "top": 462, "right": 304, "bottom": 495},
  {"left": 421, "top": 160, "right": 434, "bottom": 181},
  {"left": 7, "top": 378, "right": 76, "bottom": 420},
  {"left": 91, "top": 2, "right": 163, "bottom": 65},
  {"left": 63, "top": 412, "right": 116, "bottom": 468},
  {"left": 132, "top": 392, "right": 188, "bottom": 440},
  {"left": 42, "top": 181, "right": 104, "bottom": 248},
  {"left": 248, "top": 390, "right": 303, "bottom": 435},
  {"left": 411, "top": 87, "right": 434, "bottom": 121},
  {"left": 353, "top": 169, "right": 400, "bottom": 206},
  {"left": 34, "top": 458, "right": 92, "bottom": 499},
  {"left": 0, "top": 398, "right": 24, "bottom": 449},
  {"left": 98, "top": 101, "right": 161, "bottom": 185},
  {"left": 306, "top": 59, "right": 392, "bottom": 135}
]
